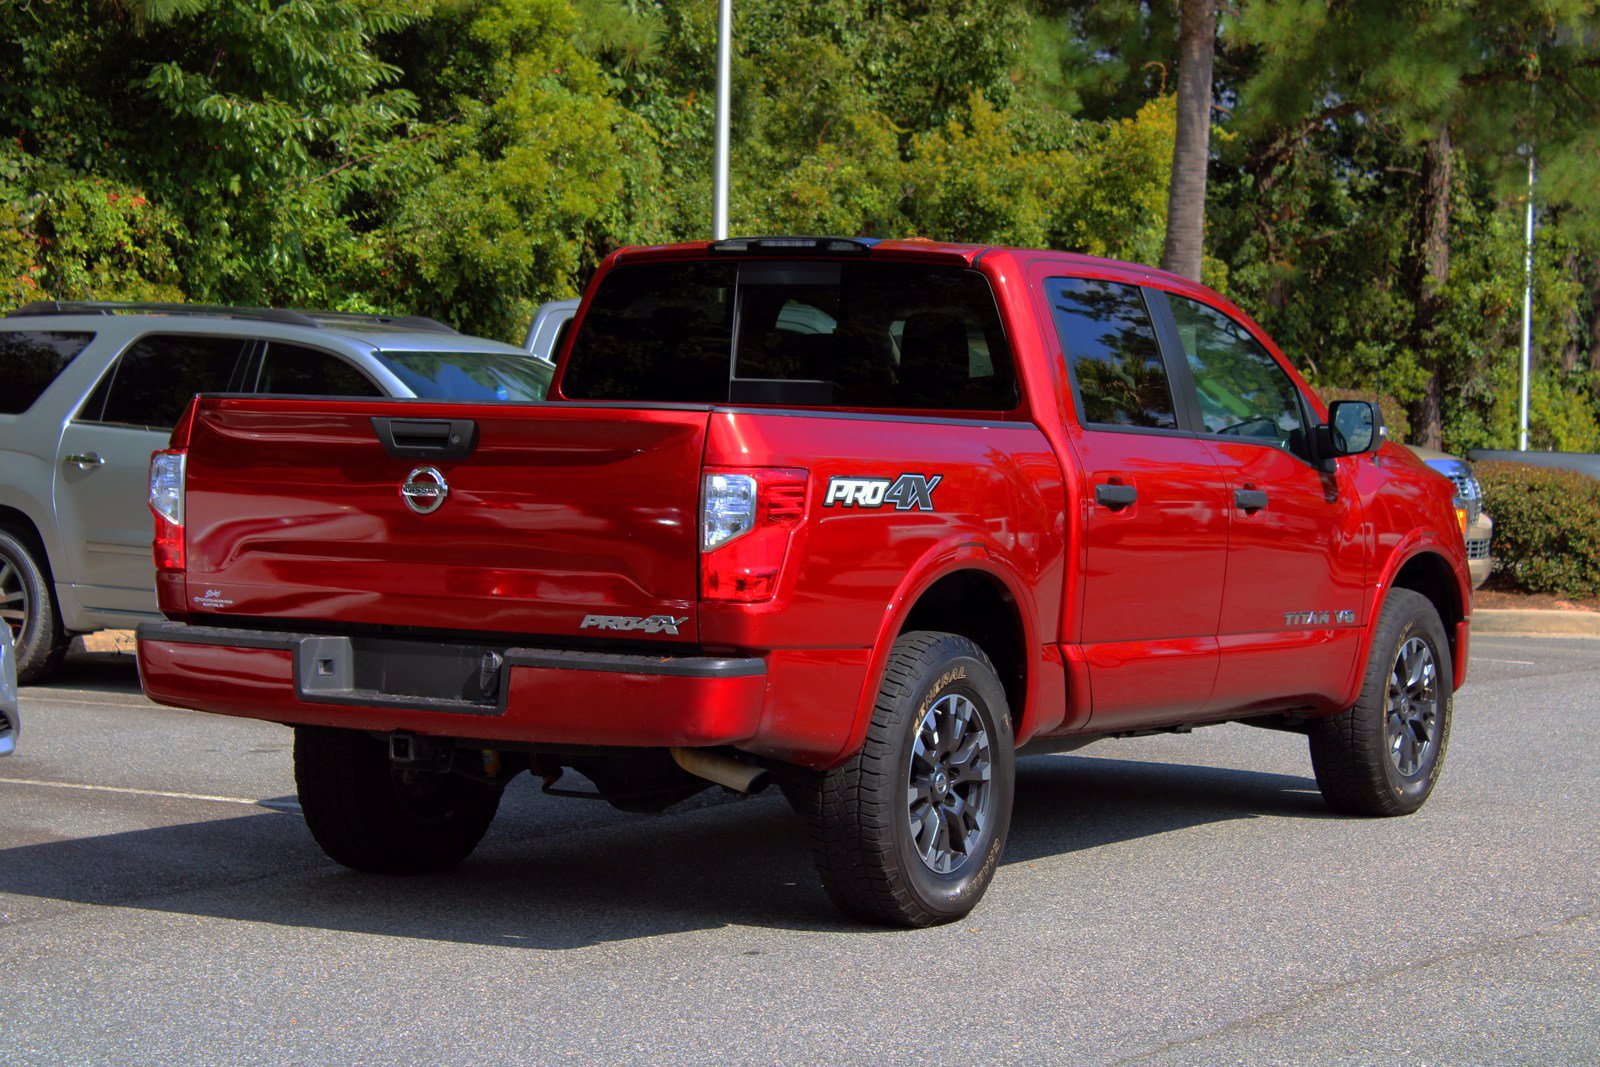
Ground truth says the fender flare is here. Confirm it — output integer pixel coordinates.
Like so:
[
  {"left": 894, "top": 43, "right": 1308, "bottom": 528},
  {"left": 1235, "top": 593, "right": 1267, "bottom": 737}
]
[
  {"left": 826, "top": 535, "right": 1042, "bottom": 766},
  {"left": 1339, "top": 532, "right": 1472, "bottom": 708}
]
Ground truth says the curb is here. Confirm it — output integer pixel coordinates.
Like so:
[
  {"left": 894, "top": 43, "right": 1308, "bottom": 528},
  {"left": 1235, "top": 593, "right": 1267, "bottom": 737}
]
[
  {"left": 77, "top": 630, "right": 137, "bottom": 655},
  {"left": 1473, "top": 609, "right": 1600, "bottom": 637}
]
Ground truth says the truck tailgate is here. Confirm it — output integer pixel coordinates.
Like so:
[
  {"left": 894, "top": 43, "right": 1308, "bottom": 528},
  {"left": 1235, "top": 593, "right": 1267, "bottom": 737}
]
[{"left": 179, "top": 398, "right": 708, "bottom": 643}]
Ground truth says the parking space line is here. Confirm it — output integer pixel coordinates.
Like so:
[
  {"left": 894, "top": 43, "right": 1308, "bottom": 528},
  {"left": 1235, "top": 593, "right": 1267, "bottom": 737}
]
[
  {"left": 1477, "top": 658, "right": 1537, "bottom": 665},
  {"left": 0, "top": 776, "right": 301, "bottom": 812}
]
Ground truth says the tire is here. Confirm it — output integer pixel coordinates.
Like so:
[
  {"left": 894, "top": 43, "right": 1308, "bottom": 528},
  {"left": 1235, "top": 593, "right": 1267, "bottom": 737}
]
[
  {"left": 293, "top": 726, "right": 501, "bottom": 874},
  {"left": 1309, "top": 589, "right": 1453, "bottom": 816},
  {"left": 787, "top": 631, "right": 1015, "bottom": 927},
  {"left": 0, "top": 528, "right": 68, "bottom": 685}
]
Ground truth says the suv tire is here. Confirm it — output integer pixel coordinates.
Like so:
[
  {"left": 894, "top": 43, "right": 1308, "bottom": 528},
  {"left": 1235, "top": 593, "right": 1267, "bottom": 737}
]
[
  {"left": 0, "top": 528, "right": 69, "bottom": 684},
  {"left": 788, "top": 631, "right": 1015, "bottom": 927},
  {"left": 294, "top": 726, "right": 501, "bottom": 874},
  {"left": 1309, "top": 589, "right": 1452, "bottom": 816}
]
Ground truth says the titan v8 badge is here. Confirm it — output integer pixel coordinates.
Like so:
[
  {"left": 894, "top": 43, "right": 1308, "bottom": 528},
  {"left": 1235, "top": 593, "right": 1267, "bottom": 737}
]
[
  {"left": 1284, "top": 609, "right": 1358, "bottom": 627},
  {"left": 823, "top": 473, "right": 942, "bottom": 511}
]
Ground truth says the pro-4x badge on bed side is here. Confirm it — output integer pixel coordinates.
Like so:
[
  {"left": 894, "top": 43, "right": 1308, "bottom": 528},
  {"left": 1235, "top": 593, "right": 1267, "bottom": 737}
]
[{"left": 823, "top": 473, "right": 942, "bottom": 511}]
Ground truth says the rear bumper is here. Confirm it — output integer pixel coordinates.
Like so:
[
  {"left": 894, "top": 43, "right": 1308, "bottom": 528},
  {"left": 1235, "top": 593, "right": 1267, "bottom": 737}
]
[{"left": 136, "top": 621, "right": 768, "bottom": 748}]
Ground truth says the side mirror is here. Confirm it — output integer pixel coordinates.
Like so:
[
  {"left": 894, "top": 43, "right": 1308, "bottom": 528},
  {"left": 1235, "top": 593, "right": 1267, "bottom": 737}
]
[{"left": 1326, "top": 400, "right": 1385, "bottom": 455}]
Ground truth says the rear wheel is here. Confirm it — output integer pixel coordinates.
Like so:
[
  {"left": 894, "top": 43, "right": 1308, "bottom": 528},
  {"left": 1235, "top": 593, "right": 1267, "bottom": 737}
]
[
  {"left": 1309, "top": 589, "right": 1452, "bottom": 816},
  {"left": 787, "top": 631, "right": 1015, "bottom": 927},
  {"left": 294, "top": 726, "right": 501, "bottom": 874},
  {"left": 0, "top": 528, "right": 68, "bottom": 684}
]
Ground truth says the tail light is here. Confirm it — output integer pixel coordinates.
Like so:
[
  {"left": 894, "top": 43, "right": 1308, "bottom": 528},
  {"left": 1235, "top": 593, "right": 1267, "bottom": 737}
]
[
  {"left": 150, "top": 450, "right": 186, "bottom": 572},
  {"left": 700, "top": 467, "right": 808, "bottom": 602}
]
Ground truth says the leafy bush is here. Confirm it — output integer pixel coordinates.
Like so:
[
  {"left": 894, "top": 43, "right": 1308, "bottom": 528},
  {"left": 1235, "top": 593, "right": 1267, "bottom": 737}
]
[
  {"left": 32, "top": 179, "right": 186, "bottom": 303},
  {"left": 1476, "top": 460, "right": 1600, "bottom": 597}
]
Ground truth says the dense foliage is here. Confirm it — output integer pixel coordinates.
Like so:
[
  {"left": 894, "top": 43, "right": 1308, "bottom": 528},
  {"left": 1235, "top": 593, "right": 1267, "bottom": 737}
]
[
  {"left": 3, "top": 0, "right": 1598, "bottom": 451},
  {"left": 1477, "top": 461, "right": 1600, "bottom": 596}
]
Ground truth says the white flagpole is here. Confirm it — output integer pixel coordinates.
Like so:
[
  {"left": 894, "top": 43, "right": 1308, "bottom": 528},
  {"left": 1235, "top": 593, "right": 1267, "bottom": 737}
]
[
  {"left": 1518, "top": 153, "right": 1535, "bottom": 452},
  {"left": 713, "top": 0, "right": 731, "bottom": 240}
]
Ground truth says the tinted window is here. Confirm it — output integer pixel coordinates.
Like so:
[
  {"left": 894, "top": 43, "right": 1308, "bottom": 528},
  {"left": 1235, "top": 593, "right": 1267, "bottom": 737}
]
[
  {"left": 255, "top": 342, "right": 380, "bottom": 397},
  {"left": 547, "top": 320, "right": 571, "bottom": 363},
  {"left": 86, "top": 335, "right": 246, "bottom": 429},
  {"left": 563, "top": 262, "right": 736, "bottom": 402},
  {"left": 377, "top": 350, "right": 552, "bottom": 402},
  {"left": 1047, "top": 277, "right": 1176, "bottom": 430},
  {"left": 563, "top": 261, "right": 1018, "bottom": 411},
  {"left": 1168, "top": 295, "right": 1310, "bottom": 461},
  {"left": 0, "top": 331, "right": 95, "bottom": 415}
]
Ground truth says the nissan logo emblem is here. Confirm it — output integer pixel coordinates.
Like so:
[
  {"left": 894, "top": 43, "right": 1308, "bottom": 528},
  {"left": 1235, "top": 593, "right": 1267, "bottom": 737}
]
[{"left": 400, "top": 466, "right": 449, "bottom": 514}]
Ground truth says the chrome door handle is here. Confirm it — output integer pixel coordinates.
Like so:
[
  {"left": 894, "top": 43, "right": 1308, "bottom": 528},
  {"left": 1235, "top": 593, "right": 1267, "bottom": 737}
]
[{"left": 65, "top": 452, "right": 105, "bottom": 469}]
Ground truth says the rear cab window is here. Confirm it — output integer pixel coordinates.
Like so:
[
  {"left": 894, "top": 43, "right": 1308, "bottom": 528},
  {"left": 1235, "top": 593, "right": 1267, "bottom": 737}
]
[
  {"left": 560, "top": 260, "right": 1019, "bottom": 412},
  {"left": 0, "top": 331, "right": 96, "bottom": 415}
]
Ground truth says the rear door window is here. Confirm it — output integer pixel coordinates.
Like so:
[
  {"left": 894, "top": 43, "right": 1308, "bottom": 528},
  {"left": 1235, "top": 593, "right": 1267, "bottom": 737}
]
[
  {"left": 562, "top": 260, "right": 1018, "bottom": 411},
  {"left": 254, "top": 342, "right": 380, "bottom": 397},
  {"left": 1046, "top": 277, "right": 1177, "bottom": 430},
  {"left": 79, "top": 334, "right": 248, "bottom": 430},
  {"left": 0, "top": 331, "right": 96, "bottom": 414}
]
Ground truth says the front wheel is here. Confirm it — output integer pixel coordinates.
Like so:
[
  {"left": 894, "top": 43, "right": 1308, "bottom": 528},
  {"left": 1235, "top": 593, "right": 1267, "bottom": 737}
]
[
  {"left": 1309, "top": 589, "right": 1453, "bottom": 816},
  {"left": 787, "top": 631, "right": 1015, "bottom": 927},
  {"left": 294, "top": 726, "right": 502, "bottom": 874}
]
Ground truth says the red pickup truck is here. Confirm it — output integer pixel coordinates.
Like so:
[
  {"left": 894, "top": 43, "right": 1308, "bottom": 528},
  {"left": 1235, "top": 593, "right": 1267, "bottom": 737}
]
[{"left": 137, "top": 237, "right": 1470, "bottom": 926}]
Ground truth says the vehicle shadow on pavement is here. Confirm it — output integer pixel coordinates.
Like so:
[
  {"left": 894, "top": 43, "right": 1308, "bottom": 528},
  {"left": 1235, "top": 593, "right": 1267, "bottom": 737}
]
[
  {"left": 1007, "top": 752, "right": 1331, "bottom": 863},
  {"left": 0, "top": 753, "right": 1329, "bottom": 947},
  {"left": 22, "top": 652, "right": 144, "bottom": 697}
]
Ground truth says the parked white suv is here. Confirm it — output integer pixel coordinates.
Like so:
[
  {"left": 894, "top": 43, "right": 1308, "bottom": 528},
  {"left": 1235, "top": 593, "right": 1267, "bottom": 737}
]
[{"left": 0, "top": 301, "right": 553, "bottom": 682}]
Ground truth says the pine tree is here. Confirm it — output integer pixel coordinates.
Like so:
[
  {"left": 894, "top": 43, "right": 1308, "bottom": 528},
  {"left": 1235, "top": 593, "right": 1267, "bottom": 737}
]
[
  {"left": 1161, "top": 0, "right": 1216, "bottom": 282},
  {"left": 1232, "top": 0, "right": 1600, "bottom": 446}
]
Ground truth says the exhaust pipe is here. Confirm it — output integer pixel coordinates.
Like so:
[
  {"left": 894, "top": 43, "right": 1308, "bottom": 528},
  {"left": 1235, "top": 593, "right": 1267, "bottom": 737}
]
[{"left": 671, "top": 747, "right": 770, "bottom": 794}]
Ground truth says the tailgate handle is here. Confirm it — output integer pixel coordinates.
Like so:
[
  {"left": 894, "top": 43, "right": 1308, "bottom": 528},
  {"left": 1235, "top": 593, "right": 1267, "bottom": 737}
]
[{"left": 372, "top": 417, "right": 479, "bottom": 461}]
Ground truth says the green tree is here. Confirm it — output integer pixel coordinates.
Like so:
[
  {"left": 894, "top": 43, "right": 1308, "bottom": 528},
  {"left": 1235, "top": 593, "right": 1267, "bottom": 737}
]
[
  {"left": 1, "top": 0, "right": 636, "bottom": 339},
  {"left": 1231, "top": 0, "right": 1600, "bottom": 447}
]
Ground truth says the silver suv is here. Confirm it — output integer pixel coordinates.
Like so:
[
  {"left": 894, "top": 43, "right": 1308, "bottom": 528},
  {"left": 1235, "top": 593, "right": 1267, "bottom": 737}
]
[
  {"left": 522, "top": 298, "right": 578, "bottom": 364},
  {"left": 0, "top": 301, "right": 554, "bottom": 682}
]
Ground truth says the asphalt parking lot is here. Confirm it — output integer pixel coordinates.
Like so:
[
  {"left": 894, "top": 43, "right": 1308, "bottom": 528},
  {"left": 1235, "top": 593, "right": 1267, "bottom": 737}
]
[{"left": 2, "top": 634, "right": 1596, "bottom": 1065}]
